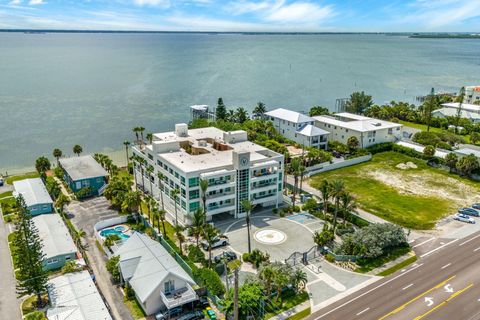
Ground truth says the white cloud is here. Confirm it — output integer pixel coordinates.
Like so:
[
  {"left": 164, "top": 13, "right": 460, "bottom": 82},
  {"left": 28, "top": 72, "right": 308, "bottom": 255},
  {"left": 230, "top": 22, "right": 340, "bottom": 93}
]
[
  {"left": 9, "top": 0, "right": 22, "bottom": 5},
  {"left": 133, "top": 0, "right": 170, "bottom": 7},
  {"left": 29, "top": 0, "right": 45, "bottom": 5}
]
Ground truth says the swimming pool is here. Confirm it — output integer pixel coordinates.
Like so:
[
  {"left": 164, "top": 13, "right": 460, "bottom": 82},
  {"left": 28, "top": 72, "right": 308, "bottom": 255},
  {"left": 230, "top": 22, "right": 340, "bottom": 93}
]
[{"left": 100, "top": 227, "right": 130, "bottom": 239}]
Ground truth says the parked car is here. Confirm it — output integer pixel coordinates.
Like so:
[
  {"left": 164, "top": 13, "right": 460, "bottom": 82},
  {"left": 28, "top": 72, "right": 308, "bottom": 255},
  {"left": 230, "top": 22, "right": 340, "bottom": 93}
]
[
  {"left": 213, "top": 251, "right": 237, "bottom": 263},
  {"left": 177, "top": 311, "right": 205, "bottom": 320},
  {"left": 205, "top": 307, "right": 217, "bottom": 320},
  {"left": 458, "top": 208, "right": 480, "bottom": 217},
  {"left": 155, "top": 307, "right": 183, "bottom": 320},
  {"left": 0, "top": 176, "right": 4, "bottom": 186},
  {"left": 202, "top": 235, "right": 229, "bottom": 250},
  {"left": 472, "top": 204, "right": 480, "bottom": 210},
  {"left": 454, "top": 213, "right": 475, "bottom": 224}
]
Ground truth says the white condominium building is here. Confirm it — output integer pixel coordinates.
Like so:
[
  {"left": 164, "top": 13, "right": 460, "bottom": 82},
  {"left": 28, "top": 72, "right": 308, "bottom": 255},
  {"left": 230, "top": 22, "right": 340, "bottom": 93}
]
[
  {"left": 313, "top": 112, "right": 403, "bottom": 148},
  {"left": 465, "top": 86, "right": 480, "bottom": 105},
  {"left": 132, "top": 124, "right": 284, "bottom": 224},
  {"left": 265, "top": 108, "right": 329, "bottom": 150}
]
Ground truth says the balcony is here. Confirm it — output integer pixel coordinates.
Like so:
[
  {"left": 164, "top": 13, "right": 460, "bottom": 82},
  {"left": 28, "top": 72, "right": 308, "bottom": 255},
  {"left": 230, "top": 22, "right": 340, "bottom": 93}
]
[
  {"left": 207, "top": 181, "right": 235, "bottom": 192},
  {"left": 160, "top": 283, "right": 197, "bottom": 310},
  {"left": 206, "top": 192, "right": 236, "bottom": 204},
  {"left": 251, "top": 170, "right": 277, "bottom": 182},
  {"left": 206, "top": 204, "right": 236, "bottom": 216},
  {"left": 251, "top": 192, "right": 278, "bottom": 205}
]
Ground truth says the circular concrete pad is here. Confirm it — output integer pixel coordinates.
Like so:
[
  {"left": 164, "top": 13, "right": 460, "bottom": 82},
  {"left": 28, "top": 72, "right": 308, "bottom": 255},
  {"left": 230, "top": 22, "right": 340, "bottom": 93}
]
[{"left": 254, "top": 229, "right": 287, "bottom": 245}]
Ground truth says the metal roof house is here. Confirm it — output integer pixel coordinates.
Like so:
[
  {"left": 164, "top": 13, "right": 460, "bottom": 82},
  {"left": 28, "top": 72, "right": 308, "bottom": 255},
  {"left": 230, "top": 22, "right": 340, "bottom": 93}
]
[
  {"left": 265, "top": 108, "right": 330, "bottom": 149},
  {"left": 432, "top": 107, "right": 480, "bottom": 123},
  {"left": 47, "top": 270, "right": 112, "bottom": 320},
  {"left": 59, "top": 155, "right": 108, "bottom": 197},
  {"left": 13, "top": 178, "right": 53, "bottom": 216},
  {"left": 115, "top": 232, "right": 198, "bottom": 316},
  {"left": 32, "top": 214, "right": 78, "bottom": 271}
]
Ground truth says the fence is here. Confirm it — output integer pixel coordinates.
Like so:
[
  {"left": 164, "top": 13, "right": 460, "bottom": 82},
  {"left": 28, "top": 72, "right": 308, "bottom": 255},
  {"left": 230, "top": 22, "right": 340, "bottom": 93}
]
[
  {"left": 305, "top": 154, "right": 372, "bottom": 177},
  {"left": 93, "top": 216, "right": 129, "bottom": 245},
  {"left": 320, "top": 246, "right": 358, "bottom": 262}
]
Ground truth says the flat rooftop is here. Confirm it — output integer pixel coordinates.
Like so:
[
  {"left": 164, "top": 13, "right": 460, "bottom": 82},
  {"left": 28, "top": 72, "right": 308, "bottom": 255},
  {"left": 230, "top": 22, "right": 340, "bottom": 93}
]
[
  {"left": 265, "top": 108, "right": 315, "bottom": 123},
  {"left": 59, "top": 155, "right": 108, "bottom": 181},
  {"left": 313, "top": 112, "right": 402, "bottom": 132},
  {"left": 13, "top": 178, "right": 53, "bottom": 207},
  {"left": 442, "top": 102, "right": 480, "bottom": 113},
  {"left": 146, "top": 127, "right": 282, "bottom": 173},
  {"left": 32, "top": 214, "right": 77, "bottom": 259}
]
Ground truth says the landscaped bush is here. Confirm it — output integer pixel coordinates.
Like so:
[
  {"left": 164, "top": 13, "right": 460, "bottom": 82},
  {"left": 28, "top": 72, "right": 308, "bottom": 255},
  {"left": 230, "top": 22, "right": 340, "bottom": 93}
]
[
  {"left": 124, "top": 283, "right": 136, "bottom": 300},
  {"left": 242, "top": 249, "right": 270, "bottom": 268},
  {"left": 54, "top": 167, "right": 64, "bottom": 179},
  {"left": 75, "top": 187, "right": 92, "bottom": 199},
  {"left": 214, "top": 263, "right": 225, "bottom": 276},
  {"left": 24, "top": 311, "right": 47, "bottom": 320},
  {"left": 193, "top": 267, "right": 225, "bottom": 296},
  {"left": 106, "top": 256, "right": 120, "bottom": 283},
  {"left": 187, "top": 244, "right": 206, "bottom": 264},
  {"left": 366, "top": 142, "right": 394, "bottom": 154},
  {"left": 325, "top": 253, "right": 335, "bottom": 263}
]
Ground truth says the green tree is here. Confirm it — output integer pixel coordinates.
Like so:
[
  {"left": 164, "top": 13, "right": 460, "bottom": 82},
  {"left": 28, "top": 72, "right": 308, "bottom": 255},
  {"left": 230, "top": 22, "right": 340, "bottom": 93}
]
[
  {"left": 273, "top": 263, "right": 291, "bottom": 302},
  {"left": 106, "top": 255, "right": 120, "bottom": 282},
  {"left": 330, "top": 179, "right": 345, "bottom": 231},
  {"left": 171, "top": 188, "right": 180, "bottom": 225},
  {"left": 455, "top": 87, "right": 466, "bottom": 134},
  {"left": 423, "top": 145, "right": 436, "bottom": 157},
  {"left": 340, "top": 192, "right": 357, "bottom": 226},
  {"left": 189, "top": 208, "right": 206, "bottom": 247},
  {"left": 123, "top": 140, "right": 130, "bottom": 167},
  {"left": 423, "top": 88, "right": 438, "bottom": 132},
  {"left": 347, "top": 136, "right": 359, "bottom": 152},
  {"left": 313, "top": 224, "right": 334, "bottom": 247},
  {"left": 346, "top": 91, "right": 373, "bottom": 114},
  {"left": 471, "top": 132, "right": 480, "bottom": 145},
  {"left": 445, "top": 152, "right": 459, "bottom": 173},
  {"left": 258, "top": 264, "right": 276, "bottom": 294},
  {"left": 288, "top": 158, "right": 303, "bottom": 207},
  {"left": 216, "top": 97, "right": 227, "bottom": 120},
  {"left": 139, "top": 126, "right": 145, "bottom": 142},
  {"left": 14, "top": 195, "right": 48, "bottom": 308},
  {"left": 52, "top": 148, "right": 62, "bottom": 165},
  {"left": 309, "top": 106, "right": 330, "bottom": 116},
  {"left": 121, "top": 190, "right": 142, "bottom": 219},
  {"left": 173, "top": 224, "right": 186, "bottom": 255},
  {"left": 35, "top": 156, "right": 51, "bottom": 176},
  {"left": 199, "top": 178, "right": 209, "bottom": 211},
  {"left": 158, "top": 209, "right": 167, "bottom": 236},
  {"left": 202, "top": 223, "right": 220, "bottom": 267},
  {"left": 253, "top": 102, "right": 267, "bottom": 119},
  {"left": 157, "top": 172, "right": 165, "bottom": 211},
  {"left": 73, "top": 144, "right": 83, "bottom": 156},
  {"left": 456, "top": 154, "right": 480, "bottom": 177},
  {"left": 235, "top": 107, "right": 249, "bottom": 123},
  {"left": 146, "top": 165, "right": 154, "bottom": 195},
  {"left": 55, "top": 193, "right": 70, "bottom": 214},
  {"left": 318, "top": 179, "right": 330, "bottom": 219},
  {"left": 241, "top": 199, "right": 254, "bottom": 254},
  {"left": 146, "top": 132, "right": 153, "bottom": 144},
  {"left": 132, "top": 127, "right": 140, "bottom": 141},
  {"left": 291, "top": 268, "right": 308, "bottom": 293}
]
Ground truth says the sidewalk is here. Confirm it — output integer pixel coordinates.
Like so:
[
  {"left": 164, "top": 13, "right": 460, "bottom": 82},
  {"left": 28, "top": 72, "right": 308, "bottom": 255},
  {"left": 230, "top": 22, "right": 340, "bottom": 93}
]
[
  {"left": 54, "top": 176, "right": 72, "bottom": 200},
  {"left": 268, "top": 301, "right": 310, "bottom": 320}
]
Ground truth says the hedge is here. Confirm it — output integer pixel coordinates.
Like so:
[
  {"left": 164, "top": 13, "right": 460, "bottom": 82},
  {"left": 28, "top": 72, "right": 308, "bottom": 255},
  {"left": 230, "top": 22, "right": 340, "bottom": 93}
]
[{"left": 192, "top": 267, "right": 225, "bottom": 296}]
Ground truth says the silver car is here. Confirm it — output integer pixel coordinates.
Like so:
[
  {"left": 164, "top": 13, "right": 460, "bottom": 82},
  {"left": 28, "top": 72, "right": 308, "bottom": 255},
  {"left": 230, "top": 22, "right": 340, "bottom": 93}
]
[{"left": 454, "top": 213, "right": 475, "bottom": 224}]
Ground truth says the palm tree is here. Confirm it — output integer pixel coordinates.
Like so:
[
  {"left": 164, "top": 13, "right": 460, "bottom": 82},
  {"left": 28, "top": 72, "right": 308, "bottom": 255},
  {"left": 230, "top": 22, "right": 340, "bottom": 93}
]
[
  {"left": 174, "top": 224, "right": 186, "bottom": 255},
  {"left": 131, "top": 155, "right": 139, "bottom": 190},
  {"left": 73, "top": 228, "right": 87, "bottom": 251},
  {"left": 226, "top": 109, "right": 236, "bottom": 122},
  {"left": 171, "top": 188, "right": 180, "bottom": 225},
  {"left": 202, "top": 224, "right": 220, "bottom": 267},
  {"left": 144, "top": 195, "right": 153, "bottom": 222},
  {"left": 253, "top": 101, "right": 267, "bottom": 119},
  {"left": 122, "top": 190, "right": 142, "bottom": 221},
  {"left": 151, "top": 206, "right": 159, "bottom": 231},
  {"left": 235, "top": 107, "right": 249, "bottom": 123},
  {"left": 146, "top": 133, "right": 153, "bottom": 144},
  {"left": 291, "top": 268, "right": 308, "bottom": 293},
  {"left": 146, "top": 165, "right": 154, "bottom": 195},
  {"left": 288, "top": 158, "right": 302, "bottom": 207},
  {"left": 199, "top": 178, "right": 209, "bottom": 211},
  {"left": 241, "top": 199, "right": 254, "bottom": 254},
  {"left": 455, "top": 87, "right": 466, "bottom": 134},
  {"left": 423, "top": 88, "right": 437, "bottom": 132},
  {"left": 189, "top": 208, "right": 206, "bottom": 247},
  {"left": 139, "top": 126, "right": 145, "bottom": 142},
  {"left": 132, "top": 127, "right": 140, "bottom": 142},
  {"left": 330, "top": 180, "right": 345, "bottom": 231},
  {"left": 158, "top": 209, "right": 167, "bottom": 236},
  {"left": 123, "top": 141, "right": 130, "bottom": 167},
  {"left": 157, "top": 172, "right": 165, "bottom": 211},
  {"left": 318, "top": 179, "right": 330, "bottom": 219},
  {"left": 259, "top": 264, "right": 276, "bottom": 294},
  {"left": 73, "top": 145, "right": 83, "bottom": 156},
  {"left": 52, "top": 148, "right": 62, "bottom": 165},
  {"left": 340, "top": 192, "right": 357, "bottom": 226},
  {"left": 299, "top": 161, "right": 306, "bottom": 196},
  {"left": 273, "top": 266, "right": 290, "bottom": 302},
  {"left": 139, "top": 158, "right": 146, "bottom": 193}
]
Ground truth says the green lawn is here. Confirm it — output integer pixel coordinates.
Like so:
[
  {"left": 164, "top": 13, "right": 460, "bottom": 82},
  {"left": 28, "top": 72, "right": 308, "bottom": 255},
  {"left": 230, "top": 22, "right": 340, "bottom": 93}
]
[
  {"left": 124, "top": 298, "right": 146, "bottom": 319},
  {"left": 309, "top": 152, "right": 480, "bottom": 230},
  {"left": 399, "top": 120, "right": 472, "bottom": 143},
  {"left": 264, "top": 291, "right": 309, "bottom": 319},
  {"left": 285, "top": 308, "right": 311, "bottom": 320},
  {"left": 377, "top": 255, "right": 418, "bottom": 277},
  {"left": 0, "top": 191, "right": 13, "bottom": 199},
  {"left": 5, "top": 172, "right": 40, "bottom": 185},
  {"left": 355, "top": 247, "right": 411, "bottom": 273}
]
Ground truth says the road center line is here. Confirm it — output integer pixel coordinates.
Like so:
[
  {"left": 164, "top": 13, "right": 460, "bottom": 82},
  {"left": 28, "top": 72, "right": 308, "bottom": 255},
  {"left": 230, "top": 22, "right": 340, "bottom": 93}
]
[
  {"left": 441, "top": 263, "right": 451, "bottom": 270},
  {"left": 313, "top": 263, "right": 424, "bottom": 319},
  {"left": 413, "top": 238, "right": 435, "bottom": 248},
  {"left": 420, "top": 239, "right": 459, "bottom": 258},
  {"left": 459, "top": 234, "right": 480, "bottom": 246},
  {"left": 473, "top": 247, "right": 480, "bottom": 252},
  {"left": 402, "top": 283, "right": 414, "bottom": 290},
  {"left": 356, "top": 308, "right": 370, "bottom": 316}
]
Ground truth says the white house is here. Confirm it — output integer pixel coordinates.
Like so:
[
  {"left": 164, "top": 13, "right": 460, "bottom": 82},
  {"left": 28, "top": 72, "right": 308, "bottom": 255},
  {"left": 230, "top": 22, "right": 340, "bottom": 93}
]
[
  {"left": 313, "top": 112, "right": 403, "bottom": 148},
  {"left": 432, "top": 107, "right": 480, "bottom": 123},
  {"left": 265, "top": 108, "right": 329, "bottom": 149},
  {"left": 13, "top": 178, "right": 53, "bottom": 216},
  {"left": 441, "top": 102, "right": 480, "bottom": 115},
  {"left": 47, "top": 271, "right": 112, "bottom": 320},
  {"left": 132, "top": 124, "right": 284, "bottom": 224},
  {"left": 115, "top": 232, "right": 197, "bottom": 316}
]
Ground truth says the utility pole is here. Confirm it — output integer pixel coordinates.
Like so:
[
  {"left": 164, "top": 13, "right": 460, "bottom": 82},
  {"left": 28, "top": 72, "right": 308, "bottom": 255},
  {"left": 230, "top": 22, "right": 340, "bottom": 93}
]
[{"left": 233, "top": 267, "right": 239, "bottom": 320}]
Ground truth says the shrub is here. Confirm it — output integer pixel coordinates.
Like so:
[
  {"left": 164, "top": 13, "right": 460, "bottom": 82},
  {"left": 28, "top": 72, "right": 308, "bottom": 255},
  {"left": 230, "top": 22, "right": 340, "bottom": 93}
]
[
  {"left": 272, "top": 208, "right": 278, "bottom": 215},
  {"left": 61, "top": 261, "right": 82, "bottom": 274},
  {"left": 214, "top": 263, "right": 225, "bottom": 276},
  {"left": 366, "top": 142, "right": 394, "bottom": 154},
  {"left": 279, "top": 210, "right": 286, "bottom": 217},
  {"left": 243, "top": 249, "right": 270, "bottom": 268},
  {"left": 24, "top": 311, "right": 47, "bottom": 320},
  {"left": 106, "top": 256, "right": 120, "bottom": 283},
  {"left": 187, "top": 245, "right": 206, "bottom": 264},
  {"left": 293, "top": 205, "right": 301, "bottom": 213},
  {"left": 124, "top": 283, "right": 136, "bottom": 300},
  {"left": 54, "top": 166, "right": 64, "bottom": 179},
  {"left": 325, "top": 253, "right": 335, "bottom": 263},
  {"left": 75, "top": 187, "right": 92, "bottom": 199},
  {"left": 193, "top": 268, "right": 225, "bottom": 296},
  {"left": 313, "top": 225, "right": 334, "bottom": 246}
]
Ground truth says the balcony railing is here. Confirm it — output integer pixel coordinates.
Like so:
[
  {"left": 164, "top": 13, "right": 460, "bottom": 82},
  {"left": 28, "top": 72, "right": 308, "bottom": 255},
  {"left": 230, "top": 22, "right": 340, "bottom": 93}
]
[
  {"left": 252, "top": 170, "right": 277, "bottom": 178},
  {"left": 160, "top": 283, "right": 197, "bottom": 310}
]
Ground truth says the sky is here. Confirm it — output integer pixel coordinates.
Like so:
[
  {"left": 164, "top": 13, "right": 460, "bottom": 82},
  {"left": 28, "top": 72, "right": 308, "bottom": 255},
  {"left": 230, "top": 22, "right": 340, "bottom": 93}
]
[{"left": 1, "top": 0, "right": 480, "bottom": 32}]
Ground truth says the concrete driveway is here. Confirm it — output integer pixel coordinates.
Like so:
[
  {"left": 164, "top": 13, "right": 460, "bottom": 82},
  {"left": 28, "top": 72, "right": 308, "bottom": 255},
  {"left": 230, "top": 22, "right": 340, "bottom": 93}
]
[{"left": 67, "top": 197, "right": 133, "bottom": 320}]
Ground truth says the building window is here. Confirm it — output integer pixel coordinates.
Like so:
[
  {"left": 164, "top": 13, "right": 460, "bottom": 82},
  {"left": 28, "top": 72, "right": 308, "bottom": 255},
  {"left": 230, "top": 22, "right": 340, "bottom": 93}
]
[
  {"left": 65, "top": 256, "right": 71, "bottom": 260},
  {"left": 148, "top": 153, "right": 153, "bottom": 160},
  {"left": 164, "top": 280, "right": 175, "bottom": 294},
  {"left": 388, "top": 128, "right": 393, "bottom": 134},
  {"left": 157, "top": 160, "right": 163, "bottom": 167},
  {"left": 47, "top": 258, "right": 59, "bottom": 264},
  {"left": 181, "top": 176, "right": 186, "bottom": 186},
  {"left": 189, "top": 189, "right": 199, "bottom": 199},
  {"left": 189, "top": 201, "right": 200, "bottom": 212},
  {"left": 189, "top": 177, "right": 199, "bottom": 187}
]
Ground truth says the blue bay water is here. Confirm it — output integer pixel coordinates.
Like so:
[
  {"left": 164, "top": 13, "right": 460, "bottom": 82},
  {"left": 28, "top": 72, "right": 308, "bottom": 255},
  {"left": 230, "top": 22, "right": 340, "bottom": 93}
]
[{"left": 0, "top": 32, "right": 479, "bottom": 173}]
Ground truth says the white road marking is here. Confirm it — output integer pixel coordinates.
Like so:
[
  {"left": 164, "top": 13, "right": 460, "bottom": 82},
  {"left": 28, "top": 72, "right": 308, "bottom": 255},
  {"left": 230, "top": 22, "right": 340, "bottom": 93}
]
[
  {"left": 356, "top": 308, "right": 370, "bottom": 316},
  {"left": 420, "top": 239, "right": 459, "bottom": 258},
  {"left": 262, "top": 218, "right": 270, "bottom": 221},
  {"left": 413, "top": 238, "right": 435, "bottom": 248},
  {"left": 425, "top": 297, "right": 434, "bottom": 307},
  {"left": 441, "top": 263, "right": 452, "bottom": 270},
  {"left": 408, "top": 239, "right": 416, "bottom": 244},
  {"left": 474, "top": 247, "right": 480, "bottom": 252},
  {"left": 459, "top": 234, "right": 480, "bottom": 246},
  {"left": 444, "top": 284, "right": 453, "bottom": 293},
  {"left": 313, "top": 263, "right": 424, "bottom": 319},
  {"left": 402, "top": 283, "right": 414, "bottom": 290}
]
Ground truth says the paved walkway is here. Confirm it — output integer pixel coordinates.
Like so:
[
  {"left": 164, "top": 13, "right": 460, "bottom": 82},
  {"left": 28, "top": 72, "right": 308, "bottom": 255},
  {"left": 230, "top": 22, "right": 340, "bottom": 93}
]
[
  {"left": 54, "top": 176, "right": 72, "bottom": 200},
  {"left": 269, "top": 301, "right": 310, "bottom": 320},
  {"left": 0, "top": 208, "right": 22, "bottom": 320}
]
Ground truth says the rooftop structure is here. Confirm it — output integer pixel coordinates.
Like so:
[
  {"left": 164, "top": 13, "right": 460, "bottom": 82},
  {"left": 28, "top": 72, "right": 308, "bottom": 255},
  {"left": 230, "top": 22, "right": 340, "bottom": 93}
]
[
  {"left": 116, "top": 232, "right": 197, "bottom": 315},
  {"left": 432, "top": 107, "right": 480, "bottom": 123},
  {"left": 32, "top": 214, "right": 77, "bottom": 270},
  {"left": 265, "top": 108, "right": 316, "bottom": 124},
  {"left": 59, "top": 155, "right": 108, "bottom": 197},
  {"left": 13, "top": 178, "right": 53, "bottom": 215},
  {"left": 465, "top": 86, "right": 480, "bottom": 104},
  {"left": 132, "top": 124, "right": 284, "bottom": 223},
  {"left": 314, "top": 112, "right": 403, "bottom": 148},
  {"left": 190, "top": 104, "right": 216, "bottom": 122},
  {"left": 442, "top": 102, "right": 480, "bottom": 114},
  {"left": 47, "top": 271, "right": 112, "bottom": 320}
]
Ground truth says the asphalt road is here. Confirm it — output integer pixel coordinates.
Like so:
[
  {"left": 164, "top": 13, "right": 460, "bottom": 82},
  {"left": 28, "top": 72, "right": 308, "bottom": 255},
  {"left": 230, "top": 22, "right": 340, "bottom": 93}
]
[{"left": 307, "top": 231, "right": 480, "bottom": 320}]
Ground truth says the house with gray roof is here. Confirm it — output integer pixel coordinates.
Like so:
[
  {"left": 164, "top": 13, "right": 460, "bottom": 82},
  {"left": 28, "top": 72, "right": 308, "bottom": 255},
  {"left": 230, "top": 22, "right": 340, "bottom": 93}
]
[
  {"left": 59, "top": 155, "right": 108, "bottom": 197},
  {"left": 13, "top": 178, "right": 53, "bottom": 216},
  {"left": 32, "top": 214, "right": 78, "bottom": 270},
  {"left": 47, "top": 270, "right": 112, "bottom": 320},
  {"left": 115, "top": 232, "right": 197, "bottom": 315},
  {"left": 265, "top": 108, "right": 329, "bottom": 149}
]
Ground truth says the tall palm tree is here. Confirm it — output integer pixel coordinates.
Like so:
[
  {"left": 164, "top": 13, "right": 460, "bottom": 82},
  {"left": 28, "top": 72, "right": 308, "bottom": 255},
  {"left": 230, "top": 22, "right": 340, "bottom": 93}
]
[
  {"left": 52, "top": 148, "right": 62, "bottom": 165},
  {"left": 330, "top": 180, "right": 345, "bottom": 231},
  {"left": 131, "top": 155, "right": 139, "bottom": 190},
  {"left": 189, "top": 208, "right": 206, "bottom": 247},
  {"left": 199, "top": 178, "right": 209, "bottom": 211},
  {"left": 288, "top": 158, "right": 302, "bottom": 207},
  {"left": 151, "top": 206, "right": 159, "bottom": 231},
  {"left": 144, "top": 195, "right": 154, "bottom": 223},
  {"left": 259, "top": 264, "right": 275, "bottom": 294},
  {"left": 253, "top": 101, "right": 266, "bottom": 119},
  {"left": 174, "top": 224, "right": 186, "bottom": 255},
  {"left": 235, "top": 107, "right": 249, "bottom": 123},
  {"left": 73, "top": 145, "right": 83, "bottom": 156},
  {"left": 202, "top": 224, "right": 220, "bottom": 267},
  {"left": 340, "top": 192, "right": 357, "bottom": 226},
  {"left": 241, "top": 199, "right": 254, "bottom": 254},
  {"left": 298, "top": 161, "right": 306, "bottom": 196},
  {"left": 146, "top": 133, "right": 153, "bottom": 144},
  {"left": 273, "top": 266, "right": 290, "bottom": 302},
  {"left": 455, "top": 86, "right": 466, "bottom": 134},
  {"left": 123, "top": 141, "right": 130, "bottom": 167},
  {"left": 158, "top": 209, "right": 167, "bottom": 236},
  {"left": 318, "top": 179, "right": 330, "bottom": 219},
  {"left": 291, "top": 268, "right": 308, "bottom": 293},
  {"left": 139, "top": 126, "right": 145, "bottom": 142},
  {"left": 226, "top": 109, "right": 236, "bottom": 122},
  {"left": 139, "top": 158, "right": 146, "bottom": 193},
  {"left": 122, "top": 190, "right": 142, "bottom": 221},
  {"left": 171, "top": 188, "right": 180, "bottom": 225},
  {"left": 146, "top": 165, "right": 154, "bottom": 195},
  {"left": 157, "top": 172, "right": 165, "bottom": 211},
  {"left": 132, "top": 127, "right": 140, "bottom": 141}
]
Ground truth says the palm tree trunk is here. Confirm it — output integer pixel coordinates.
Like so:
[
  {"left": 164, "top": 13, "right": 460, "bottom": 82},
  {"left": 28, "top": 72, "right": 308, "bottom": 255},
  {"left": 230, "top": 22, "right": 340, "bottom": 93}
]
[
  {"left": 247, "top": 218, "right": 251, "bottom": 254},
  {"left": 333, "top": 199, "right": 339, "bottom": 231},
  {"left": 162, "top": 220, "right": 167, "bottom": 236},
  {"left": 160, "top": 182, "right": 165, "bottom": 210}
]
